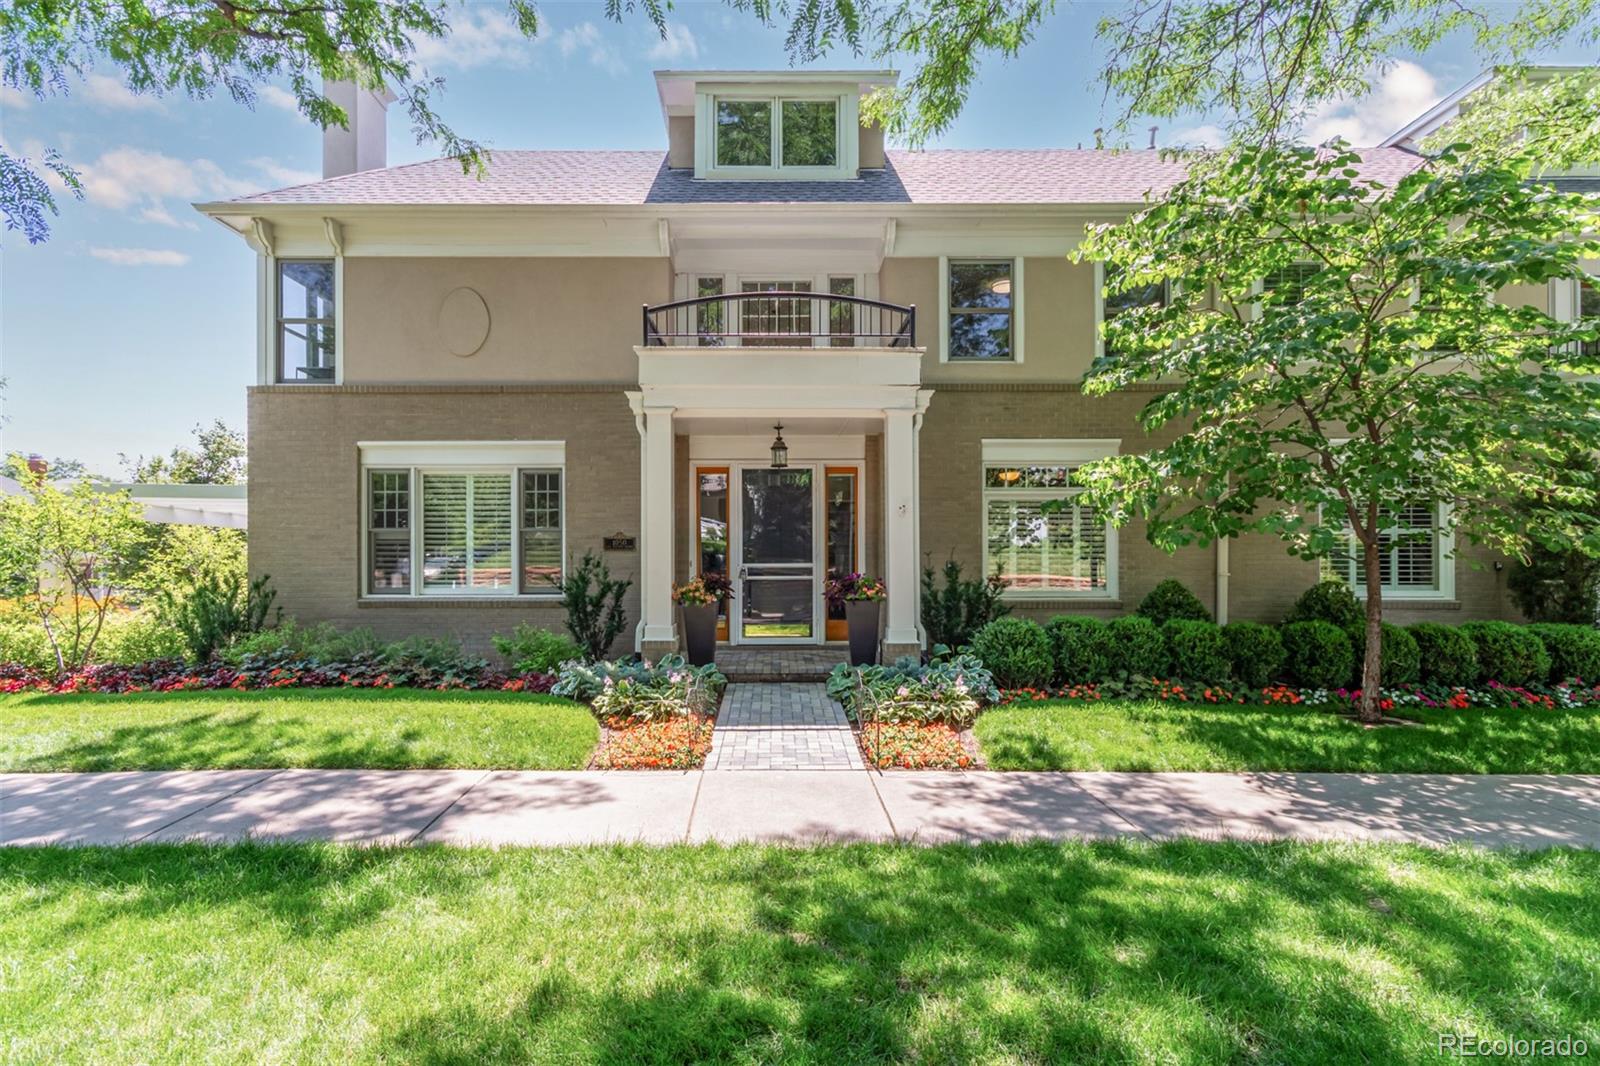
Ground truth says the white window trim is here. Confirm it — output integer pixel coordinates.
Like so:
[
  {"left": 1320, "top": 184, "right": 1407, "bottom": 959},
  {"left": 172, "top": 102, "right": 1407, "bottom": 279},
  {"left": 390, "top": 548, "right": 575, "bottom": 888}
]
[
  {"left": 980, "top": 439, "right": 1119, "bottom": 600},
  {"left": 272, "top": 257, "right": 340, "bottom": 386},
  {"left": 1329, "top": 500, "right": 1457, "bottom": 601},
  {"left": 358, "top": 442, "right": 567, "bottom": 601},
  {"left": 939, "top": 255, "right": 1024, "bottom": 364},
  {"left": 693, "top": 88, "right": 860, "bottom": 181}
]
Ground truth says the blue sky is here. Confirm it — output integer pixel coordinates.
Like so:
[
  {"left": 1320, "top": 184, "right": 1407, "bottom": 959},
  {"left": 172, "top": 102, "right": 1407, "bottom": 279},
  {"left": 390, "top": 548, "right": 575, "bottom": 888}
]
[{"left": 0, "top": 2, "right": 1586, "bottom": 476}]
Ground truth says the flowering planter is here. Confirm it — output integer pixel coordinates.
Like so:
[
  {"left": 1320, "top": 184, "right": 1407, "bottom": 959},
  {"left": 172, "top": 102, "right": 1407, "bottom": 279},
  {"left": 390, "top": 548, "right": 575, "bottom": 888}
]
[
  {"left": 680, "top": 602, "right": 719, "bottom": 667},
  {"left": 845, "top": 599, "right": 881, "bottom": 666}
]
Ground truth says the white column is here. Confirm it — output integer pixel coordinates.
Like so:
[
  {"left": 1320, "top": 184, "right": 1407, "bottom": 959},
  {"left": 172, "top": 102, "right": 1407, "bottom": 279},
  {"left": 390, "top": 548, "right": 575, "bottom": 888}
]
[
  {"left": 632, "top": 398, "right": 677, "bottom": 654},
  {"left": 882, "top": 407, "right": 920, "bottom": 651}
]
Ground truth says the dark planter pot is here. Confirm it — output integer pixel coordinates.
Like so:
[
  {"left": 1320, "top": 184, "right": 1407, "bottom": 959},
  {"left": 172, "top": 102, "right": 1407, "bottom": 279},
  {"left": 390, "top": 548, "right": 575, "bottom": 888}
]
[
  {"left": 845, "top": 599, "right": 882, "bottom": 666},
  {"left": 680, "top": 602, "right": 719, "bottom": 666}
]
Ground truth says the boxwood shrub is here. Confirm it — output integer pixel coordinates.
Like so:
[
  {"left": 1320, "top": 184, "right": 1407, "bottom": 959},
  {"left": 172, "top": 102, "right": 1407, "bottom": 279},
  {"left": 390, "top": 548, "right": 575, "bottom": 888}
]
[
  {"left": 1223, "top": 621, "right": 1286, "bottom": 688},
  {"left": 1283, "top": 581, "right": 1364, "bottom": 630},
  {"left": 1459, "top": 621, "right": 1551, "bottom": 686},
  {"left": 1346, "top": 622, "right": 1421, "bottom": 686},
  {"left": 1106, "top": 615, "right": 1170, "bottom": 677},
  {"left": 1524, "top": 623, "right": 1600, "bottom": 683},
  {"left": 1408, "top": 623, "right": 1479, "bottom": 688},
  {"left": 1044, "top": 615, "right": 1112, "bottom": 685},
  {"left": 1162, "top": 619, "right": 1231, "bottom": 683},
  {"left": 1137, "top": 579, "right": 1212, "bottom": 626},
  {"left": 1280, "top": 621, "right": 1355, "bottom": 689},
  {"left": 968, "top": 617, "right": 1055, "bottom": 690}
]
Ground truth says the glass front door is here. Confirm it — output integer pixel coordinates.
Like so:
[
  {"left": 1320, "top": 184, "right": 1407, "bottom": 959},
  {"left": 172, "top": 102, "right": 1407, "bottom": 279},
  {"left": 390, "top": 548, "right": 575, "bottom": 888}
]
[{"left": 737, "top": 468, "right": 815, "bottom": 641}]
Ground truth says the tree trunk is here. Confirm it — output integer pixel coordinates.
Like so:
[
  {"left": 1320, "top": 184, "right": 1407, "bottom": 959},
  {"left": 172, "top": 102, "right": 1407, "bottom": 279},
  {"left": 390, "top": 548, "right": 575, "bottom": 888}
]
[{"left": 1359, "top": 537, "right": 1385, "bottom": 724}]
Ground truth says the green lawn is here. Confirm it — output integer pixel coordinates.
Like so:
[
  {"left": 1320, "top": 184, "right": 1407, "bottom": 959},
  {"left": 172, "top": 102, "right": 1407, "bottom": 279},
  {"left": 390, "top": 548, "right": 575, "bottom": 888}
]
[
  {"left": 976, "top": 699, "right": 1600, "bottom": 773},
  {"left": 1, "top": 842, "right": 1595, "bottom": 1064},
  {"left": 0, "top": 689, "right": 598, "bottom": 771}
]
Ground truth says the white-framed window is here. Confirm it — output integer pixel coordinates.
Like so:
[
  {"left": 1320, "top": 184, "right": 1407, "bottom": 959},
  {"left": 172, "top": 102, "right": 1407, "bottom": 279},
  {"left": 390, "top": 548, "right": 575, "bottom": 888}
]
[
  {"left": 699, "top": 93, "right": 851, "bottom": 178},
  {"left": 276, "top": 259, "right": 336, "bottom": 382},
  {"left": 1097, "top": 261, "right": 1169, "bottom": 359},
  {"left": 1324, "top": 499, "right": 1455, "bottom": 599},
  {"left": 359, "top": 442, "right": 566, "bottom": 599},
  {"left": 942, "top": 257, "right": 1021, "bottom": 362},
  {"left": 980, "top": 440, "right": 1119, "bottom": 598},
  {"left": 1583, "top": 274, "right": 1600, "bottom": 359}
]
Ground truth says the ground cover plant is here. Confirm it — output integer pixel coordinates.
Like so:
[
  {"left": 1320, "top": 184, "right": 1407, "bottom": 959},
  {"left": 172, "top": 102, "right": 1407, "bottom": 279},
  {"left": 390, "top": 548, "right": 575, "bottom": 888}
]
[
  {"left": 2, "top": 841, "right": 1596, "bottom": 1064},
  {"left": 975, "top": 698, "right": 1600, "bottom": 773},
  {"left": 591, "top": 714, "right": 714, "bottom": 770},
  {"left": 858, "top": 721, "right": 975, "bottom": 769},
  {"left": 554, "top": 655, "right": 726, "bottom": 769},
  {"left": 0, "top": 688, "right": 598, "bottom": 771}
]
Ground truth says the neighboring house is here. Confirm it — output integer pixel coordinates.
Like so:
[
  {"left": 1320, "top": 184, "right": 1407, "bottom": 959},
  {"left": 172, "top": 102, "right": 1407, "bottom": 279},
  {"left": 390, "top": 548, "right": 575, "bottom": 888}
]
[
  {"left": 194, "top": 68, "right": 1598, "bottom": 658},
  {"left": 0, "top": 470, "right": 246, "bottom": 530}
]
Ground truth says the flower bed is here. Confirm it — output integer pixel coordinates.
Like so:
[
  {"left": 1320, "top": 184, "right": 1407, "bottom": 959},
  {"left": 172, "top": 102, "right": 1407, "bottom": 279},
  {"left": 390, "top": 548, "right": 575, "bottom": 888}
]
[
  {"left": 858, "top": 721, "right": 975, "bottom": 770},
  {"left": 828, "top": 654, "right": 998, "bottom": 730},
  {"left": 0, "top": 657, "right": 556, "bottom": 696},
  {"left": 592, "top": 714, "right": 715, "bottom": 770}
]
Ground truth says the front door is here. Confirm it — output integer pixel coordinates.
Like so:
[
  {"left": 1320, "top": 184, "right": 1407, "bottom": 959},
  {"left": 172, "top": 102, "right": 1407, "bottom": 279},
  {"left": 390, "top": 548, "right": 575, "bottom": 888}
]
[{"left": 736, "top": 468, "right": 816, "bottom": 642}]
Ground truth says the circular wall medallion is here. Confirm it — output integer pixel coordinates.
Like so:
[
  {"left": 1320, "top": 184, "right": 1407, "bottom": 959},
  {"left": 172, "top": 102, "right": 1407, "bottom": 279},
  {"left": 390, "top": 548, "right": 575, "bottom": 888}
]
[{"left": 438, "top": 287, "right": 491, "bottom": 357}]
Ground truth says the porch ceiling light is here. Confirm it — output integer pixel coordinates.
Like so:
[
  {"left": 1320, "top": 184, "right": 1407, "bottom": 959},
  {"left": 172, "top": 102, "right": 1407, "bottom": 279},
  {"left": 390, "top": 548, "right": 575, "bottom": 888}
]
[{"left": 769, "top": 423, "right": 789, "bottom": 468}]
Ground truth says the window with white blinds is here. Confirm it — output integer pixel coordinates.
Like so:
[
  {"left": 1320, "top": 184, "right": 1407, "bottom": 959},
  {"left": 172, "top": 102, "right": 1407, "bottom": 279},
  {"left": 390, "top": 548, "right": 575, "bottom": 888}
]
[
  {"left": 1325, "top": 500, "right": 1449, "bottom": 596},
  {"left": 981, "top": 462, "right": 1113, "bottom": 596},
  {"left": 364, "top": 466, "right": 562, "bottom": 598}
]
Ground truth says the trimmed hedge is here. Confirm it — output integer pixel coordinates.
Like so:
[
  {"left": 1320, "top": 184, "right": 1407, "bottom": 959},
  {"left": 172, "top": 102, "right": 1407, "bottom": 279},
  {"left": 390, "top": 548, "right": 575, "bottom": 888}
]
[
  {"left": 1162, "top": 619, "right": 1231, "bottom": 684},
  {"left": 1281, "top": 621, "right": 1355, "bottom": 689},
  {"left": 1409, "top": 623, "right": 1479, "bottom": 688},
  {"left": 968, "top": 617, "right": 1055, "bottom": 690},
  {"left": 1524, "top": 623, "right": 1600, "bottom": 684},
  {"left": 1224, "top": 621, "right": 1285, "bottom": 688},
  {"left": 1045, "top": 615, "right": 1112, "bottom": 685},
  {"left": 1347, "top": 622, "right": 1421, "bottom": 687},
  {"left": 1283, "top": 581, "right": 1364, "bottom": 630},
  {"left": 1106, "top": 615, "right": 1169, "bottom": 677},
  {"left": 1137, "top": 579, "right": 1211, "bottom": 626},
  {"left": 1459, "top": 621, "right": 1551, "bottom": 687}
]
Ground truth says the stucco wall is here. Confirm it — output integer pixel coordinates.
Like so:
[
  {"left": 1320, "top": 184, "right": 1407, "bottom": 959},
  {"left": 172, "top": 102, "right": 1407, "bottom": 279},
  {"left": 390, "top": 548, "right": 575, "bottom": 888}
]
[
  {"left": 247, "top": 385, "right": 643, "bottom": 656},
  {"left": 341, "top": 257, "right": 671, "bottom": 385},
  {"left": 879, "top": 256, "right": 1099, "bottom": 384}
]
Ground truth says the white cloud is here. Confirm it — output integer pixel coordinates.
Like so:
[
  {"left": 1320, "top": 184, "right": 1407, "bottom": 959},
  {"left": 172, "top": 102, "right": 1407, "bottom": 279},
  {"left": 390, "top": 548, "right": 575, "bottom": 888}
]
[
  {"left": 648, "top": 24, "right": 700, "bottom": 63},
  {"left": 258, "top": 85, "right": 301, "bottom": 113},
  {"left": 1304, "top": 60, "right": 1443, "bottom": 147},
  {"left": 90, "top": 247, "right": 191, "bottom": 267},
  {"left": 80, "top": 73, "right": 161, "bottom": 111},
  {"left": 414, "top": 7, "right": 539, "bottom": 70},
  {"left": 248, "top": 158, "right": 319, "bottom": 187},
  {"left": 75, "top": 147, "right": 254, "bottom": 219},
  {"left": 557, "top": 22, "right": 625, "bottom": 76},
  {"left": 1, "top": 85, "right": 32, "bottom": 111},
  {"left": 1165, "top": 123, "right": 1227, "bottom": 149}
]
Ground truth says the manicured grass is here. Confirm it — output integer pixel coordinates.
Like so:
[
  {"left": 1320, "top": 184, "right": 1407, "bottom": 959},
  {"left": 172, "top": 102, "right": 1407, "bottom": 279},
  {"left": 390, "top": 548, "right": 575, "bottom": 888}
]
[
  {"left": 2, "top": 842, "right": 1595, "bottom": 1064},
  {"left": 976, "top": 699, "right": 1600, "bottom": 773},
  {"left": 0, "top": 689, "right": 598, "bottom": 771}
]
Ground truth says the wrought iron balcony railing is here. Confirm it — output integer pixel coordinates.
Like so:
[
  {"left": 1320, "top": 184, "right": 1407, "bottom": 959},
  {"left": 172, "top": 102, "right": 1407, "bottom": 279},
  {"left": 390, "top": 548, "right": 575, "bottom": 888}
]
[{"left": 643, "top": 291, "right": 916, "bottom": 348}]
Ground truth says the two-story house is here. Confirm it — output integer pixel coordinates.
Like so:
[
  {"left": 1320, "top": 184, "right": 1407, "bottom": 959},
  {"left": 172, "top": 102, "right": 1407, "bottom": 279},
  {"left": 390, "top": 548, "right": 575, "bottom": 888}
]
[{"left": 196, "top": 68, "right": 1596, "bottom": 659}]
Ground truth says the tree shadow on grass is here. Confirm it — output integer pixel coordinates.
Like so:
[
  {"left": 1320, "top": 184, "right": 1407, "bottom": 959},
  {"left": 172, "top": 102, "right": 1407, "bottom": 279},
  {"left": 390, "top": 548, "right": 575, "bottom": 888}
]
[
  {"left": 4, "top": 842, "right": 1596, "bottom": 1063},
  {"left": 979, "top": 701, "right": 1600, "bottom": 774}
]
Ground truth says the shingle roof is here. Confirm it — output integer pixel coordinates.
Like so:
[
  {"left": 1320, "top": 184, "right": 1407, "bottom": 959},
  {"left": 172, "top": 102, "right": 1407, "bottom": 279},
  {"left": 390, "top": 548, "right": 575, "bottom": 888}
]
[{"left": 225, "top": 147, "right": 1425, "bottom": 208}]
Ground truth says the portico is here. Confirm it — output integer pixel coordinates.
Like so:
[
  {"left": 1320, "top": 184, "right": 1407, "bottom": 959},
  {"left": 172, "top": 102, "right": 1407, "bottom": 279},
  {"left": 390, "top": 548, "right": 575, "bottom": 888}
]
[{"left": 628, "top": 331, "right": 931, "bottom": 661}]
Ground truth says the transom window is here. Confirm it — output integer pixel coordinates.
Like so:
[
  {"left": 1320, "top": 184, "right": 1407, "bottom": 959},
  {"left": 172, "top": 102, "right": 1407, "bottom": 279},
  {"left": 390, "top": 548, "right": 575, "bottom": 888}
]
[
  {"left": 714, "top": 97, "right": 839, "bottom": 170},
  {"left": 982, "top": 459, "right": 1113, "bottom": 596},
  {"left": 948, "top": 259, "right": 1015, "bottom": 361},
  {"left": 363, "top": 466, "right": 563, "bottom": 598},
  {"left": 277, "top": 259, "right": 335, "bottom": 383},
  {"left": 1325, "top": 500, "right": 1453, "bottom": 598}
]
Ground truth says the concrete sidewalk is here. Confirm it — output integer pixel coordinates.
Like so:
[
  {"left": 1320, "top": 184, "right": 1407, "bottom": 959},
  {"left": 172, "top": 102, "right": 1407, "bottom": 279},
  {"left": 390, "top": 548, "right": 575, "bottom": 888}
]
[{"left": 5, "top": 768, "right": 1599, "bottom": 849}]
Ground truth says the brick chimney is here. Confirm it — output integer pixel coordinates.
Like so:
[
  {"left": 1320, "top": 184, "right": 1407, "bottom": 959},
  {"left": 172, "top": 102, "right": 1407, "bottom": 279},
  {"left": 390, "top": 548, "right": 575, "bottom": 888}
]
[
  {"left": 25, "top": 454, "right": 47, "bottom": 478},
  {"left": 322, "top": 80, "right": 397, "bottom": 178}
]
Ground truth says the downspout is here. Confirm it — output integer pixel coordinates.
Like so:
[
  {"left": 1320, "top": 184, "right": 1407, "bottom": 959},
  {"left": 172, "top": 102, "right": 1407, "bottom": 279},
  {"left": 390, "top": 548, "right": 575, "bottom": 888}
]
[{"left": 1215, "top": 536, "right": 1231, "bottom": 625}]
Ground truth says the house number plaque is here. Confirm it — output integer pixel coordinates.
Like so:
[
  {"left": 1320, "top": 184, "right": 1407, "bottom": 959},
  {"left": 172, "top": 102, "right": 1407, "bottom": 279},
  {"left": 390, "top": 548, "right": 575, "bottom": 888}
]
[{"left": 603, "top": 532, "right": 637, "bottom": 552}]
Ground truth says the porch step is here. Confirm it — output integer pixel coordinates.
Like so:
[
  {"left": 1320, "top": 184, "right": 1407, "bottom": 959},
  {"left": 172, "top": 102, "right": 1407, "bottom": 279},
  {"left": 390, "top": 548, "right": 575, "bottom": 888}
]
[{"left": 712, "top": 645, "right": 849, "bottom": 683}]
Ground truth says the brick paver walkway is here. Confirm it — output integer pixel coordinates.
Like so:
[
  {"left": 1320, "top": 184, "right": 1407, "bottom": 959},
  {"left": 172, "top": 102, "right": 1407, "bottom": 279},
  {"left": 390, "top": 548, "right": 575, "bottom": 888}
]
[{"left": 706, "top": 683, "right": 864, "bottom": 771}]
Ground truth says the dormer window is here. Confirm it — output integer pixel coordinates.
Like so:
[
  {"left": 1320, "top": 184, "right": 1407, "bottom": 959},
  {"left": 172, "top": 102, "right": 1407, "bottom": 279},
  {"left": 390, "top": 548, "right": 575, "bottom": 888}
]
[
  {"left": 712, "top": 95, "right": 843, "bottom": 173},
  {"left": 668, "top": 73, "right": 885, "bottom": 181}
]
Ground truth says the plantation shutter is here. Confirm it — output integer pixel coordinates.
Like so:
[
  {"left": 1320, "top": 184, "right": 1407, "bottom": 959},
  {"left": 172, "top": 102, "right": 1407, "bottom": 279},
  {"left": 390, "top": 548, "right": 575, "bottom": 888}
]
[
  {"left": 421, "top": 473, "right": 513, "bottom": 593},
  {"left": 520, "top": 470, "right": 563, "bottom": 593},
  {"left": 366, "top": 470, "right": 411, "bottom": 595}
]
